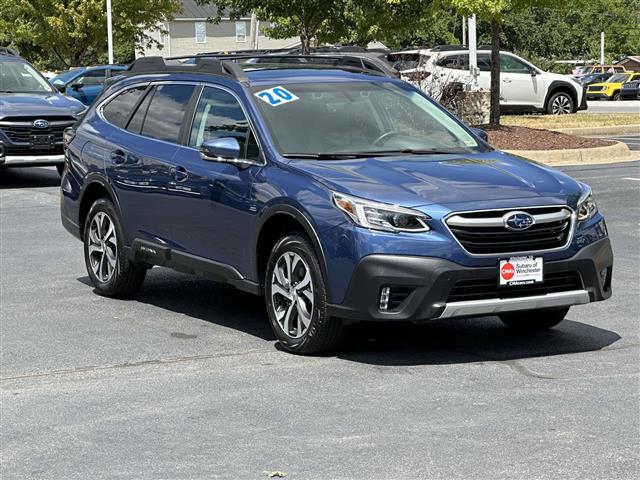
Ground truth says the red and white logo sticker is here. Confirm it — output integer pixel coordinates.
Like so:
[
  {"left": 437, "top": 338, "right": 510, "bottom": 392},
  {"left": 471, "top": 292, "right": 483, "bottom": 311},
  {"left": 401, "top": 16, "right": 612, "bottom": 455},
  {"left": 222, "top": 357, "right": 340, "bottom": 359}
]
[{"left": 500, "top": 262, "right": 515, "bottom": 281}]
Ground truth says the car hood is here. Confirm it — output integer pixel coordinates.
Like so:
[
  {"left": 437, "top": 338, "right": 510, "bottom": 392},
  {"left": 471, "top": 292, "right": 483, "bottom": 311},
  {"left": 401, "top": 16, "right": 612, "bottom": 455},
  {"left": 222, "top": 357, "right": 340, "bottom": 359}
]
[
  {"left": 287, "top": 151, "right": 583, "bottom": 210},
  {"left": 588, "top": 82, "right": 619, "bottom": 88},
  {"left": 0, "top": 92, "right": 85, "bottom": 119}
]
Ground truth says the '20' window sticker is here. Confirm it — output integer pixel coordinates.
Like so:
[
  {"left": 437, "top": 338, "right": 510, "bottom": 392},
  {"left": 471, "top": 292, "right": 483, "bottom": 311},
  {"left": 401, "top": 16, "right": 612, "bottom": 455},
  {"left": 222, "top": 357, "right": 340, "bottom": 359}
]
[{"left": 254, "top": 86, "right": 299, "bottom": 107}]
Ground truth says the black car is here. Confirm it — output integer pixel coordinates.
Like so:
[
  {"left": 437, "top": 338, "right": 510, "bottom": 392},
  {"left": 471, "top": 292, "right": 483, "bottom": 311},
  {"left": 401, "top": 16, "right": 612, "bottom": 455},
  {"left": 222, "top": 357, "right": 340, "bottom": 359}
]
[
  {"left": 0, "top": 50, "right": 87, "bottom": 175},
  {"left": 577, "top": 72, "right": 612, "bottom": 87},
  {"left": 620, "top": 79, "right": 640, "bottom": 100}
]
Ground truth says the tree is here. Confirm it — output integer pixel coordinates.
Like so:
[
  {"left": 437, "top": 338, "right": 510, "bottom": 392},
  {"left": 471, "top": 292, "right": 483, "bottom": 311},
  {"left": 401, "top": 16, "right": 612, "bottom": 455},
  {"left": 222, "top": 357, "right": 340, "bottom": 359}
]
[{"left": 0, "top": 0, "right": 181, "bottom": 68}]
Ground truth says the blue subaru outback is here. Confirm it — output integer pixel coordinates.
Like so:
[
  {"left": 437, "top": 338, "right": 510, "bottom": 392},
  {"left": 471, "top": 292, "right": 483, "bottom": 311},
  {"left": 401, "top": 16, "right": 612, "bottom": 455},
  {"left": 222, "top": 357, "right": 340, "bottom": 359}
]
[{"left": 60, "top": 55, "right": 613, "bottom": 354}]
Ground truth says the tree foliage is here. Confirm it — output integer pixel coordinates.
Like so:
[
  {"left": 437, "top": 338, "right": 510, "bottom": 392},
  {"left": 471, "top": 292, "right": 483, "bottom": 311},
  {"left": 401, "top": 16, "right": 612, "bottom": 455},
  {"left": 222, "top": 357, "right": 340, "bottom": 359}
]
[{"left": 0, "top": 0, "right": 181, "bottom": 68}]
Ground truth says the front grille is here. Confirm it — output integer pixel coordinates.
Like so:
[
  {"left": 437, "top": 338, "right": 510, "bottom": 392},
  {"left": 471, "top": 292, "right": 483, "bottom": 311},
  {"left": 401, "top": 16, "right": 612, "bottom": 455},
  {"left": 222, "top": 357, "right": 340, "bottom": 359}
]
[
  {"left": 588, "top": 85, "right": 604, "bottom": 92},
  {"left": 0, "top": 126, "right": 65, "bottom": 143},
  {"left": 623, "top": 82, "right": 638, "bottom": 89},
  {"left": 446, "top": 206, "right": 573, "bottom": 255},
  {"left": 447, "top": 271, "right": 582, "bottom": 303}
]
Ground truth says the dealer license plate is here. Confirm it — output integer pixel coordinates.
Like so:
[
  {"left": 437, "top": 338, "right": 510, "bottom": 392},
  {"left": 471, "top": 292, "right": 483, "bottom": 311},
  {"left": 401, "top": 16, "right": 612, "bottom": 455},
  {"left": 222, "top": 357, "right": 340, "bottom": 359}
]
[
  {"left": 30, "top": 134, "right": 55, "bottom": 149},
  {"left": 499, "top": 256, "right": 543, "bottom": 286}
]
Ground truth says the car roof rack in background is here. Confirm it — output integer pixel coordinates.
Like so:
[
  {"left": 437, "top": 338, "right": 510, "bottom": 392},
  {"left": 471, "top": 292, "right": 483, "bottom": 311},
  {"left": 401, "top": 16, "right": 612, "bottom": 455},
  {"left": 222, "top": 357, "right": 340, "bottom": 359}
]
[
  {"left": 169, "top": 53, "right": 398, "bottom": 78},
  {"left": 127, "top": 56, "right": 248, "bottom": 82},
  {"left": 0, "top": 46, "right": 20, "bottom": 56}
]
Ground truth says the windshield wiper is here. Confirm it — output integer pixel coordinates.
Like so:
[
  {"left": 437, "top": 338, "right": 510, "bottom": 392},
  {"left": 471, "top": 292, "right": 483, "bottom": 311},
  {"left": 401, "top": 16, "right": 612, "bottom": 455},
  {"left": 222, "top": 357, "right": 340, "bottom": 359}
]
[
  {"left": 353, "top": 148, "right": 469, "bottom": 156},
  {"left": 281, "top": 153, "right": 373, "bottom": 160}
]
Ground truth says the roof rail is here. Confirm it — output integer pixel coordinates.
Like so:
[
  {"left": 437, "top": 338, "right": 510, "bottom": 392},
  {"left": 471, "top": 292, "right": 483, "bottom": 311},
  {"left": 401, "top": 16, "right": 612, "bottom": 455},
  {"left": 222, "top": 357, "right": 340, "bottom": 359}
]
[
  {"left": 0, "top": 46, "right": 19, "bottom": 56},
  {"left": 127, "top": 56, "right": 248, "bottom": 82},
  {"left": 171, "top": 53, "right": 396, "bottom": 77}
]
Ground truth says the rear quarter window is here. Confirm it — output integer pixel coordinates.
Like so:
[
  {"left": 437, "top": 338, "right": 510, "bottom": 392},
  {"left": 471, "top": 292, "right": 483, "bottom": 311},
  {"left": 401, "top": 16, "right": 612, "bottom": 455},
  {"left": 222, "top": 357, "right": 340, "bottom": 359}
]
[
  {"left": 102, "top": 85, "right": 148, "bottom": 128},
  {"left": 139, "top": 84, "right": 196, "bottom": 143}
]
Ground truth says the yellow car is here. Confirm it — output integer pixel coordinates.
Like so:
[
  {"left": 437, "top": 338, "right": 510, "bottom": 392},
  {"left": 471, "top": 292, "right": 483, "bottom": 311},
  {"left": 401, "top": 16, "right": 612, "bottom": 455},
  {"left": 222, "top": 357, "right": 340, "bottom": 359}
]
[{"left": 587, "top": 72, "right": 640, "bottom": 100}]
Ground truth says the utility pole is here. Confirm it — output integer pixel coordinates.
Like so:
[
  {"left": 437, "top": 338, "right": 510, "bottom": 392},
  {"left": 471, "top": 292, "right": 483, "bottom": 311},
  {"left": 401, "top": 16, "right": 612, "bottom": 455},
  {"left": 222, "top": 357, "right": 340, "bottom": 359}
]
[
  {"left": 106, "top": 0, "right": 114, "bottom": 64},
  {"left": 600, "top": 32, "right": 605, "bottom": 65},
  {"left": 250, "top": 13, "right": 257, "bottom": 49},
  {"left": 468, "top": 14, "right": 478, "bottom": 90},
  {"left": 255, "top": 20, "right": 260, "bottom": 50},
  {"left": 462, "top": 16, "right": 466, "bottom": 46}
]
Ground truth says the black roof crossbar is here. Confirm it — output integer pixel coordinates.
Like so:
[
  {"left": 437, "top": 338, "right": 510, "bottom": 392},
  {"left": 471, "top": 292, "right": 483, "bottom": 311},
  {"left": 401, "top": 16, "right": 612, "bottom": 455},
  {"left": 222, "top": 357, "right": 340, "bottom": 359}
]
[
  {"left": 127, "top": 56, "right": 248, "bottom": 82},
  {"left": 0, "top": 46, "right": 19, "bottom": 56}
]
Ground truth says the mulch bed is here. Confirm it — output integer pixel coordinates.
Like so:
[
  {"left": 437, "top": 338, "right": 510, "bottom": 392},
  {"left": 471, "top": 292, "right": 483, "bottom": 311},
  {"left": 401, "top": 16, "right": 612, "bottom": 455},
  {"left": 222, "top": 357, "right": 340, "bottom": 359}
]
[{"left": 482, "top": 125, "right": 616, "bottom": 151}]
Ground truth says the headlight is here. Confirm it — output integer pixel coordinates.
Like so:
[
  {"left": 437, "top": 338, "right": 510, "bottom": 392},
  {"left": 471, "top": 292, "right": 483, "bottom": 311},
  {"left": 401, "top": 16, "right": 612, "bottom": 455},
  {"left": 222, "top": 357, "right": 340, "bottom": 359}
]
[
  {"left": 332, "top": 192, "right": 430, "bottom": 233},
  {"left": 577, "top": 188, "right": 598, "bottom": 221}
]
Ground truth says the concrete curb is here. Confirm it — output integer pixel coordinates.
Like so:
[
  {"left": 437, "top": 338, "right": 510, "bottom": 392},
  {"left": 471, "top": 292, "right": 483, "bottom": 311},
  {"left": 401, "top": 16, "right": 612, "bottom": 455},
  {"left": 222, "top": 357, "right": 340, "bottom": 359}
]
[
  {"left": 504, "top": 141, "right": 637, "bottom": 166},
  {"left": 552, "top": 124, "right": 640, "bottom": 136}
]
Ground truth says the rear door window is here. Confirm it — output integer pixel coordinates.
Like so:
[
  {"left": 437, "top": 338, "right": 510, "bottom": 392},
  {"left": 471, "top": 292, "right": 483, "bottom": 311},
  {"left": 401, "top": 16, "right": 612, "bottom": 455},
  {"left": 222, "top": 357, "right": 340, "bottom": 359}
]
[
  {"left": 140, "top": 84, "right": 196, "bottom": 144},
  {"left": 500, "top": 55, "right": 531, "bottom": 74},
  {"left": 102, "top": 85, "right": 148, "bottom": 128}
]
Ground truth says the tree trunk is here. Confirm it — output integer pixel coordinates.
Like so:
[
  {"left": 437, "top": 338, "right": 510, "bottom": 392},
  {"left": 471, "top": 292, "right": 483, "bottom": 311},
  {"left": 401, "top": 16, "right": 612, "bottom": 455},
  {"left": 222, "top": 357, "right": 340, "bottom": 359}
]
[
  {"left": 489, "top": 18, "right": 501, "bottom": 127},
  {"left": 299, "top": 26, "right": 311, "bottom": 54}
]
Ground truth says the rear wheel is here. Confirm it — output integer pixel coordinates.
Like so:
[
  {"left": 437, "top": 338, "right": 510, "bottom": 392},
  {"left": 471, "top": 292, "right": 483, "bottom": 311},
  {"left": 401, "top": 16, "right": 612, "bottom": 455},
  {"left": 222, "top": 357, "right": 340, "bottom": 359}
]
[
  {"left": 83, "top": 198, "right": 146, "bottom": 297},
  {"left": 546, "top": 92, "right": 574, "bottom": 115},
  {"left": 499, "top": 307, "right": 569, "bottom": 332},
  {"left": 265, "top": 233, "right": 345, "bottom": 354}
]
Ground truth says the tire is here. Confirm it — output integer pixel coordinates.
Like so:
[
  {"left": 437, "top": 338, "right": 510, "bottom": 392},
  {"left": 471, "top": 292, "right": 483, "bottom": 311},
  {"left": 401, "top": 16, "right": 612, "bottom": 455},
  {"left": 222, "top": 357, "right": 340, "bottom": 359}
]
[
  {"left": 56, "top": 164, "right": 65, "bottom": 176},
  {"left": 546, "top": 92, "right": 574, "bottom": 115},
  {"left": 265, "top": 233, "right": 345, "bottom": 354},
  {"left": 498, "top": 307, "right": 569, "bottom": 332},
  {"left": 83, "top": 198, "right": 146, "bottom": 297},
  {"left": 611, "top": 91, "right": 621, "bottom": 101}
]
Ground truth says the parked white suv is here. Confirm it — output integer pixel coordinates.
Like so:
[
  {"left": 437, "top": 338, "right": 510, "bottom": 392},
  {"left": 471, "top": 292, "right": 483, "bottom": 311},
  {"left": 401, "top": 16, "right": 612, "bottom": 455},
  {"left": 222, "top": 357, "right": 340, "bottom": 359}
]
[{"left": 390, "top": 47, "right": 587, "bottom": 115}]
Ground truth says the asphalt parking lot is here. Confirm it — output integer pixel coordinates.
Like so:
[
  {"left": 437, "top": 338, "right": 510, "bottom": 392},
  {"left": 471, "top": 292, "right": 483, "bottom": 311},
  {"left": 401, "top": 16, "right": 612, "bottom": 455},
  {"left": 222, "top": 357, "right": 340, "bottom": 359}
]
[{"left": 1, "top": 159, "right": 639, "bottom": 479}]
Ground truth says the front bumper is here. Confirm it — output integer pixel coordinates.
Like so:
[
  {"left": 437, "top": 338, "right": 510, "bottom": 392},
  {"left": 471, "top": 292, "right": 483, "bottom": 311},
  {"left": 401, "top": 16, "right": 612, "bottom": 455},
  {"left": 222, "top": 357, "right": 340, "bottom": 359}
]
[
  {"left": 577, "top": 86, "right": 588, "bottom": 110},
  {"left": 586, "top": 92, "right": 610, "bottom": 100},
  {"left": 328, "top": 237, "right": 613, "bottom": 322},
  {"left": 0, "top": 153, "right": 65, "bottom": 168}
]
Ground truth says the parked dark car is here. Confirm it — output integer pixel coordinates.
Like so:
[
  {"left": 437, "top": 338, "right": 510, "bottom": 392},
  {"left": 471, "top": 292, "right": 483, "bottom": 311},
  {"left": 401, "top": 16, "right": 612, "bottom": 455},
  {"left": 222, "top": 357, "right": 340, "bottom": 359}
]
[
  {"left": 620, "top": 79, "right": 640, "bottom": 100},
  {"left": 60, "top": 56, "right": 612, "bottom": 354},
  {"left": 51, "top": 65, "right": 128, "bottom": 105},
  {"left": 0, "top": 50, "right": 86, "bottom": 175},
  {"left": 577, "top": 72, "right": 611, "bottom": 87}
]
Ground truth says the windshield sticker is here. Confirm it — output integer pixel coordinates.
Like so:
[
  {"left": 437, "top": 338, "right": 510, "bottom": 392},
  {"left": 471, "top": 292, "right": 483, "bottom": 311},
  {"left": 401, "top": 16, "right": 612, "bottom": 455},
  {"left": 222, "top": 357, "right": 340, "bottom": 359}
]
[{"left": 254, "top": 86, "right": 299, "bottom": 107}]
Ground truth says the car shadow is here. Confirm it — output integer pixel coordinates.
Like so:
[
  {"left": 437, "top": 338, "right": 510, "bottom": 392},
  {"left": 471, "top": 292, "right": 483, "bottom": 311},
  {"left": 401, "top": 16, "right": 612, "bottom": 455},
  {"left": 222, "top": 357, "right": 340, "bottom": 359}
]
[
  {"left": 0, "top": 167, "right": 60, "bottom": 189},
  {"left": 77, "top": 270, "right": 621, "bottom": 364}
]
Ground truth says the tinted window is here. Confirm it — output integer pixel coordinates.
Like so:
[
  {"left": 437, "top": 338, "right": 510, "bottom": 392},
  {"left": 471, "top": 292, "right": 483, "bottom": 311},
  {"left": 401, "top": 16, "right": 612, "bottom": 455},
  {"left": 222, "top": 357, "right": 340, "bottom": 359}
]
[
  {"left": 126, "top": 88, "right": 154, "bottom": 134},
  {"left": 76, "top": 69, "right": 106, "bottom": 85},
  {"left": 141, "top": 84, "right": 196, "bottom": 143},
  {"left": 477, "top": 54, "right": 492, "bottom": 72},
  {"left": 102, "top": 85, "right": 147, "bottom": 128},
  {"left": 436, "top": 54, "right": 467, "bottom": 70},
  {"left": 500, "top": 55, "right": 531, "bottom": 74},
  {"left": 189, "top": 87, "right": 258, "bottom": 160}
]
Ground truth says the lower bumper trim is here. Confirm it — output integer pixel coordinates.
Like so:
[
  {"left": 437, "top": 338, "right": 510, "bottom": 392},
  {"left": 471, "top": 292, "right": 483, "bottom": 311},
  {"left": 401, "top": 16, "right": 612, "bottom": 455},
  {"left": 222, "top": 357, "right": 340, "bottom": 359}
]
[
  {"left": 0, "top": 154, "right": 65, "bottom": 167},
  {"left": 437, "top": 289, "right": 590, "bottom": 319}
]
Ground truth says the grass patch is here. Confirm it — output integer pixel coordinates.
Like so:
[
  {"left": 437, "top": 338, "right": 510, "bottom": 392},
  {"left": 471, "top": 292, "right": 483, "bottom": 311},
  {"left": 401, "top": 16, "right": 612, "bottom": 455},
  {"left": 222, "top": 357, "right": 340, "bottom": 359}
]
[{"left": 502, "top": 113, "right": 640, "bottom": 129}]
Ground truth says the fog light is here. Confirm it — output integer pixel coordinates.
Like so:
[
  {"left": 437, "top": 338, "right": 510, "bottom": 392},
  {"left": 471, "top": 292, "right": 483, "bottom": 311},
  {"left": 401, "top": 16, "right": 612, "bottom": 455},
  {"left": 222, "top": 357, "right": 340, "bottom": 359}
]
[{"left": 379, "top": 287, "right": 390, "bottom": 311}]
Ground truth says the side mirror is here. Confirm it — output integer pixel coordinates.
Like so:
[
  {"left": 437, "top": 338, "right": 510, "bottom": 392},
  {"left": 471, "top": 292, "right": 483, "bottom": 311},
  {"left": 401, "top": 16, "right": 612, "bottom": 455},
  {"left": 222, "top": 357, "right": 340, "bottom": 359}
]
[
  {"left": 54, "top": 84, "right": 66, "bottom": 93},
  {"left": 200, "top": 137, "right": 259, "bottom": 169},
  {"left": 470, "top": 127, "right": 489, "bottom": 142},
  {"left": 70, "top": 82, "right": 84, "bottom": 90},
  {"left": 530, "top": 68, "right": 537, "bottom": 77}
]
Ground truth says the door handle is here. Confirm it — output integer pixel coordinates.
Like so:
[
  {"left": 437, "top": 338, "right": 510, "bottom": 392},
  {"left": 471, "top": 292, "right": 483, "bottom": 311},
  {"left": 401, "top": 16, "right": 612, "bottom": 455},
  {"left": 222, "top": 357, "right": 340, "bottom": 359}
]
[
  {"left": 171, "top": 165, "right": 189, "bottom": 181},
  {"left": 502, "top": 78, "right": 512, "bottom": 83},
  {"left": 110, "top": 149, "right": 126, "bottom": 165}
]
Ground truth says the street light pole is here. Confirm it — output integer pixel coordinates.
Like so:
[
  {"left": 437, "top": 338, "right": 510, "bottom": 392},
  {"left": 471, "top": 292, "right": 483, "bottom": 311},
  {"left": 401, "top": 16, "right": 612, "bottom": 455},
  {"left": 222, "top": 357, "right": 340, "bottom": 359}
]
[
  {"left": 468, "top": 14, "right": 478, "bottom": 90},
  {"left": 600, "top": 32, "right": 605, "bottom": 65},
  {"left": 107, "top": 0, "right": 114, "bottom": 64}
]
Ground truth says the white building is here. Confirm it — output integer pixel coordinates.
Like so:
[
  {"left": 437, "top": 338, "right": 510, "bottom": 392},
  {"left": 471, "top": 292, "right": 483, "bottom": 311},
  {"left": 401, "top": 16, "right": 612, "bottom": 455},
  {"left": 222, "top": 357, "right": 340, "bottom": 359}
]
[{"left": 137, "top": 0, "right": 298, "bottom": 58}]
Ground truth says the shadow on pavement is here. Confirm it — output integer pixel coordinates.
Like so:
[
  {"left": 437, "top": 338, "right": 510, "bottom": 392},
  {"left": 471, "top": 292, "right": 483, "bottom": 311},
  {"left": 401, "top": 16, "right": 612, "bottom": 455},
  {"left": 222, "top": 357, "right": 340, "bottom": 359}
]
[
  {"left": 79, "top": 272, "right": 621, "bottom": 365},
  {"left": 0, "top": 167, "right": 60, "bottom": 189}
]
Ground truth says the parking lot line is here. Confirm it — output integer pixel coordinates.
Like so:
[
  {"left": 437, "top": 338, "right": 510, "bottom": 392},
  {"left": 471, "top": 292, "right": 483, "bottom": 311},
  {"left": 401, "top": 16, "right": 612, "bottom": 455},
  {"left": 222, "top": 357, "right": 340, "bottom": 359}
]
[{"left": 623, "top": 177, "right": 640, "bottom": 181}]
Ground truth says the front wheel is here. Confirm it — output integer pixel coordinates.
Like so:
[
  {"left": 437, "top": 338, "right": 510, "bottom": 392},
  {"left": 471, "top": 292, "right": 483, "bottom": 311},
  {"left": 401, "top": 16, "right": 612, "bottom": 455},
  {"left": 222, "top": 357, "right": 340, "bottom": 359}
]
[
  {"left": 546, "top": 92, "right": 574, "bottom": 115},
  {"left": 83, "top": 198, "right": 146, "bottom": 297},
  {"left": 499, "top": 307, "right": 569, "bottom": 332},
  {"left": 265, "top": 233, "right": 345, "bottom": 354},
  {"left": 611, "top": 92, "right": 621, "bottom": 101}
]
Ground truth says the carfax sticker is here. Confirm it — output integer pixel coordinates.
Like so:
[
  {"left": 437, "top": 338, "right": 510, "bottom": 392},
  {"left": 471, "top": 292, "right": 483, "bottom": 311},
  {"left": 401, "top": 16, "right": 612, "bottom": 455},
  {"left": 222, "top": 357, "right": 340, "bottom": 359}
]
[
  {"left": 499, "top": 256, "right": 543, "bottom": 286},
  {"left": 254, "top": 86, "right": 299, "bottom": 107}
]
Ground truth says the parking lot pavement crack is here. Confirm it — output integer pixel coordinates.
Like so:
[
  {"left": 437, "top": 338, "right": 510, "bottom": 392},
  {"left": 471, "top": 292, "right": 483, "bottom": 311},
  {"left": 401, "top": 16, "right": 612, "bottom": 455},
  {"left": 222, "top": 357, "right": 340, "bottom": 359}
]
[
  {"left": 0, "top": 347, "right": 273, "bottom": 383},
  {"left": 504, "top": 360, "right": 558, "bottom": 380}
]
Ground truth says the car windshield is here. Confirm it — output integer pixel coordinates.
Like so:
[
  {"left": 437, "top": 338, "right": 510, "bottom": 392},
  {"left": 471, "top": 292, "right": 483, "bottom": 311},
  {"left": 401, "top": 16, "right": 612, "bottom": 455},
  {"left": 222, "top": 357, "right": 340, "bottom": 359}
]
[
  {"left": 251, "top": 80, "right": 480, "bottom": 158},
  {"left": 0, "top": 60, "right": 54, "bottom": 93},
  {"left": 51, "top": 68, "right": 84, "bottom": 85},
  {"left": 607, "top": 73, "right": 630, "bottom": 83}
]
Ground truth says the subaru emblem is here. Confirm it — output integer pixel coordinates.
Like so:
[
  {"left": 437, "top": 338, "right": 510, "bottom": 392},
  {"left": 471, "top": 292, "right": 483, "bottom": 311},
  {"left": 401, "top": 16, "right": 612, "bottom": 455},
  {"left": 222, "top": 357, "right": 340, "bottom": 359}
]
[
  {"left": 503, "top": 211, "right": 535, "bottom": 231},
  {"left": 33, "top": 119, "right": 50, "bottom": 129}
]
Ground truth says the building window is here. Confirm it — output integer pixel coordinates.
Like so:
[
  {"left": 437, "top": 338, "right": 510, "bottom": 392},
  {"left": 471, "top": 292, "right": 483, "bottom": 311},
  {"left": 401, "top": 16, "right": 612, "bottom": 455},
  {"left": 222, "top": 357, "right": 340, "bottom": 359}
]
[
  {"left": 195, "top": 22, "right": 206, "bottom": 44},
  {"left": 235, "top": 22, "right": 246, "bottom": 42}
]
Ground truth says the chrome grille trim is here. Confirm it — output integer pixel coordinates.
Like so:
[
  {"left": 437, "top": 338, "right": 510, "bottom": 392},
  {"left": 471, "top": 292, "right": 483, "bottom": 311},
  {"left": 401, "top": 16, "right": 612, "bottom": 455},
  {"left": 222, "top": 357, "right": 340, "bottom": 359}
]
[{"left": 443, "top": 205, "right": 576, "bottom": 257}]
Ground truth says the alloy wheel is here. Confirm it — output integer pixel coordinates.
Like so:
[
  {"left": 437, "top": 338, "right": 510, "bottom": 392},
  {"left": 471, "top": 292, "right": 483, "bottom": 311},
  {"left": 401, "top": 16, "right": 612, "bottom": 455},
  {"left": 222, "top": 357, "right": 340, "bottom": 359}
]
[
  {"left": 551, "top": 95, "right": 571, "bottom": 114},
  {"left": 88, "top": 212, "right": 118, "bottom": 283},
  {"left": 270, "top": 251, "right": 314, "bottom": 338}
]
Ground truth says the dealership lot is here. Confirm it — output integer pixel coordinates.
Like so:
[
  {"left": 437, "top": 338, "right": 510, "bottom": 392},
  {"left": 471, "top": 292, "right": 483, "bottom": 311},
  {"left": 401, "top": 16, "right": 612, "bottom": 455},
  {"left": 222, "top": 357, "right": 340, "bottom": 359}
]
[{"left": 1, "top": 159, "right": 639, "bottom": 479}]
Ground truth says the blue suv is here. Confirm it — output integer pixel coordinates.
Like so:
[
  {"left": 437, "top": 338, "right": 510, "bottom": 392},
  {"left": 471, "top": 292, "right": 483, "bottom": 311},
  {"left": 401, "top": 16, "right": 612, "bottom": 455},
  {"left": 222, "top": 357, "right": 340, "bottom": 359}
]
[
  {"left": 60, "top": 56, "right": 613, "bottom": 354},
  {"left": 51, "top": 65, "right": 128, "bottom": 105}
]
